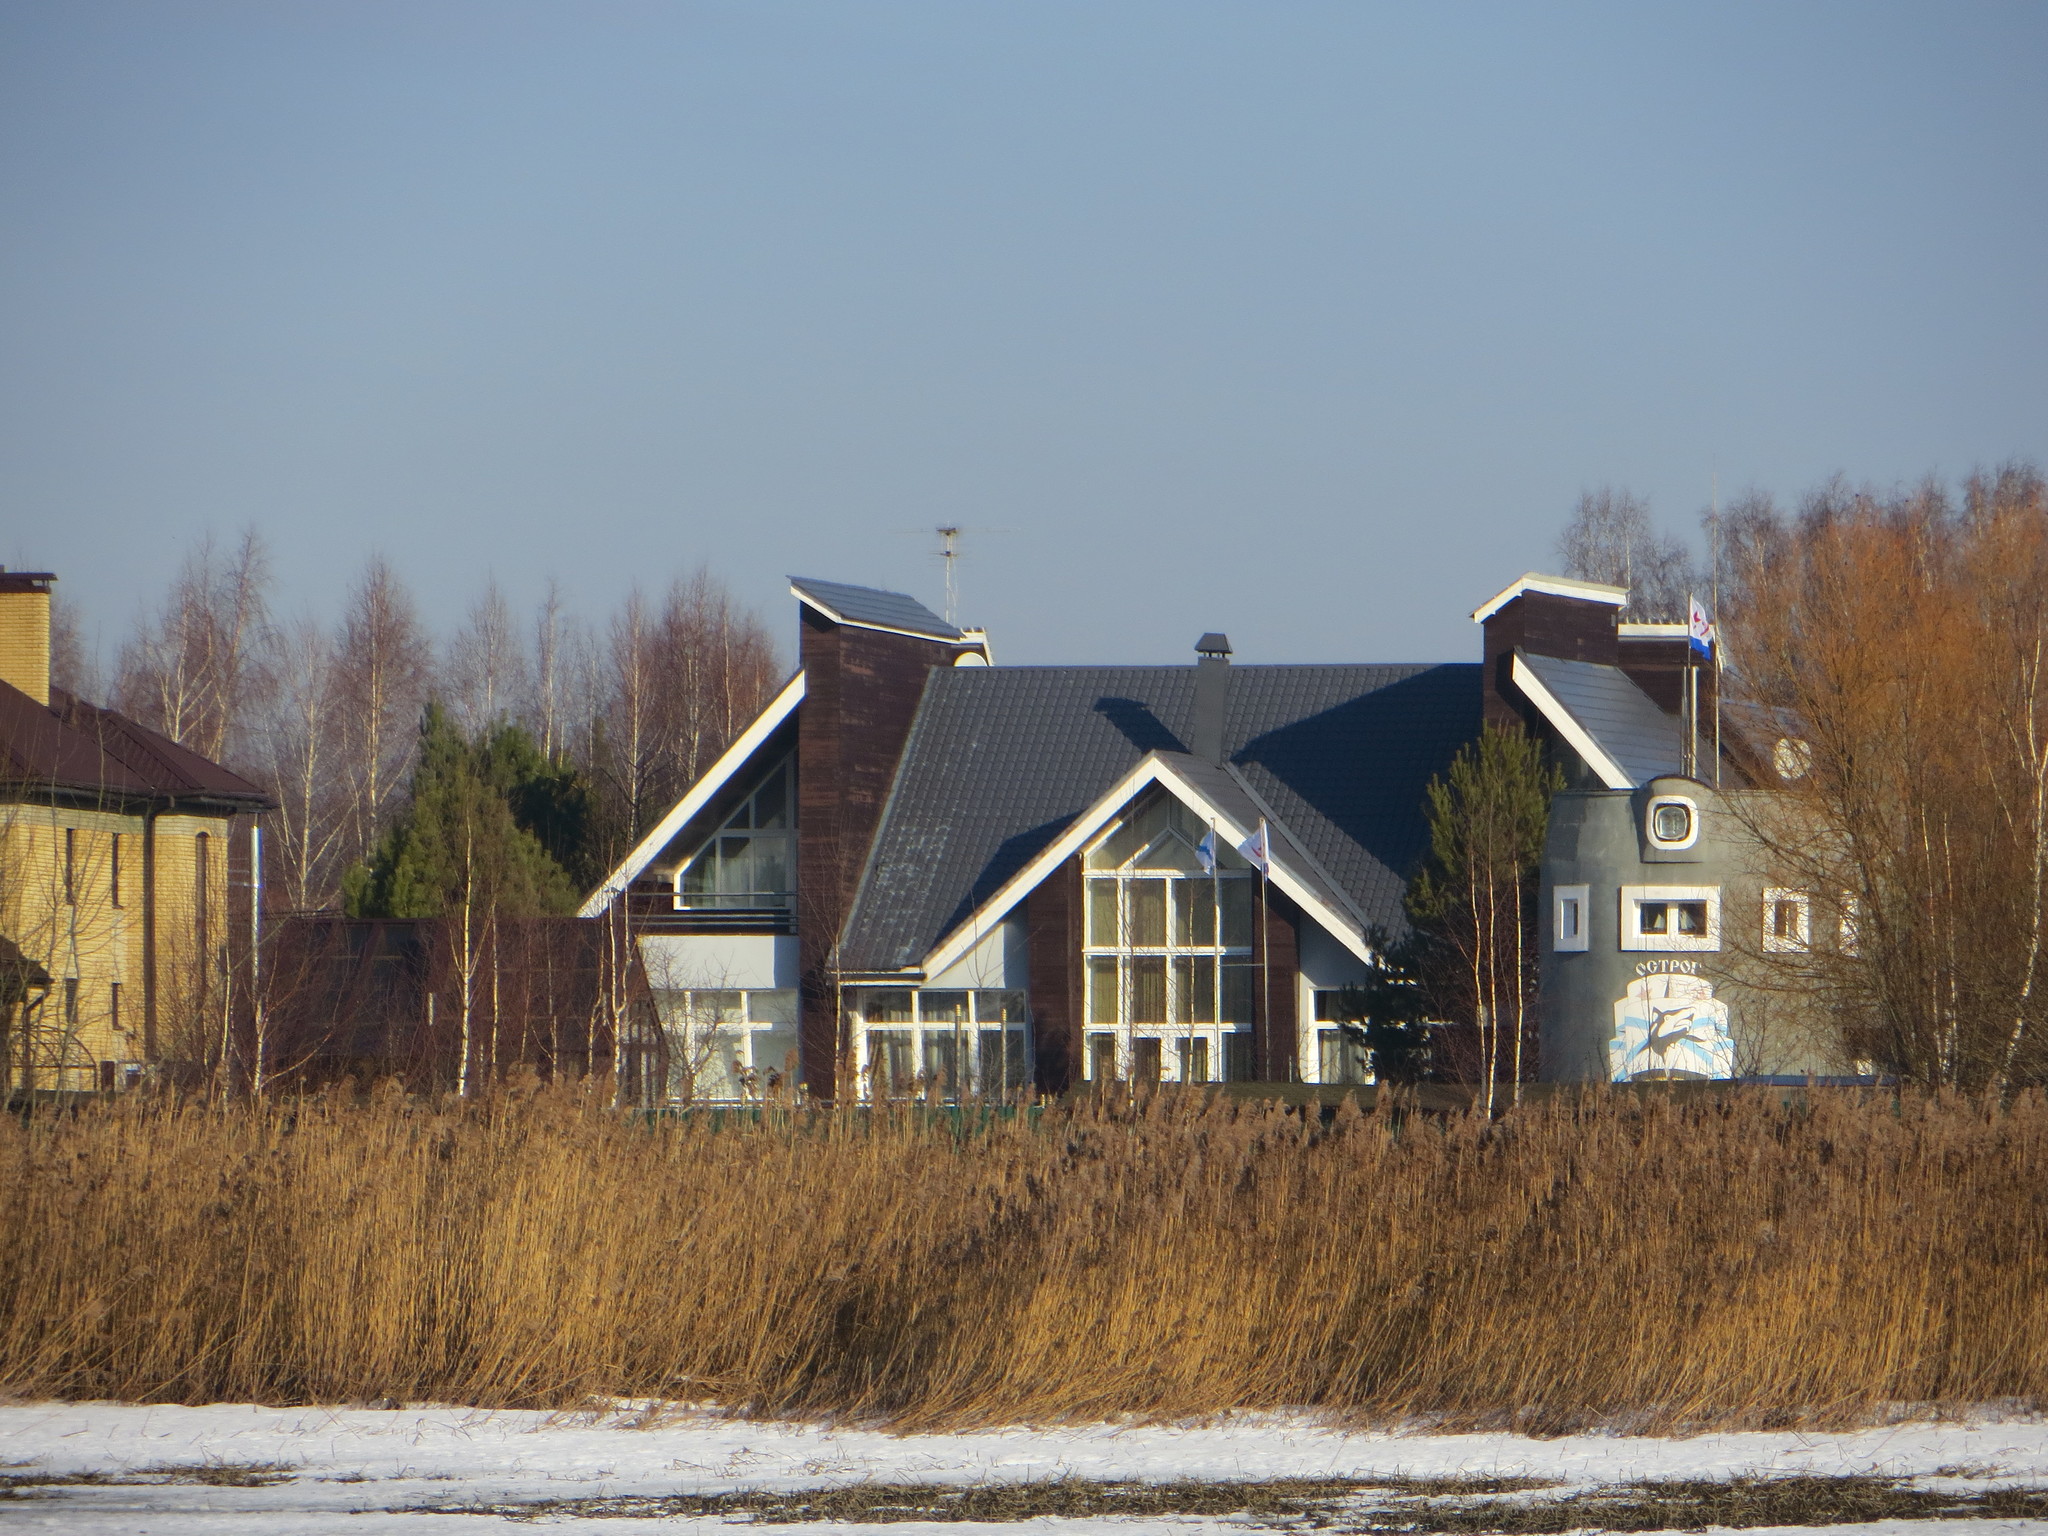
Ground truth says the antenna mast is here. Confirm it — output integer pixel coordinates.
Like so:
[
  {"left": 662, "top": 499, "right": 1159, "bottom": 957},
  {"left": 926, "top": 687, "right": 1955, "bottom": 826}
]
[
  {"left": 1711, "top": 475, "right": 1722, "bottom": 789},
  {"left": 937, "top": 525, "right": 960, "bottom": 626}
]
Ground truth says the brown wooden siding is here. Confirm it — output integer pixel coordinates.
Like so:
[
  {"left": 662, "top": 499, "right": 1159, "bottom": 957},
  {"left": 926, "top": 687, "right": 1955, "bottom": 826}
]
[
  {"left": 1481, "top": 592, "right": 1620, "bottom": 731},
  {"left": 1255, "top": 886, "right": 1301, "bottom": 1081},
  {"left": 1025, "top": 857, "right": 1083, "bottom": 1093},
  {"left": 795, "top": 607, "right": 965, "bottom": 1101}
]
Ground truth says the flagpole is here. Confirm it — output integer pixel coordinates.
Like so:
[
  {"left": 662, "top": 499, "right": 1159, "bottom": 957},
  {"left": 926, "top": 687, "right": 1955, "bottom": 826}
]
[
  {"left": 1712, "top": 478, "right": 1723, "bottom": 789},
  {"left": 1259, "top": 864, "right": 1271, "bottom": 1083},
  {"left": 1196, "top": 823, "right": 1212, "bottom": 1089}
]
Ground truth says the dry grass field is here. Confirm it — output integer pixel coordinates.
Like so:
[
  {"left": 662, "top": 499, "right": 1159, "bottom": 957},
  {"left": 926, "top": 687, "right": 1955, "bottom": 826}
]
[{"left": 2, "top": 1085, "right": 2044, "bottom": 1431}]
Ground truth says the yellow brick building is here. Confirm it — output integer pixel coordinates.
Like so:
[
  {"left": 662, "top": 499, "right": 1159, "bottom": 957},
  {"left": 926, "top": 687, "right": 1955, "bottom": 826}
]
[{"left": 0, "top": 571, "right": 273, "bottom": 1092}]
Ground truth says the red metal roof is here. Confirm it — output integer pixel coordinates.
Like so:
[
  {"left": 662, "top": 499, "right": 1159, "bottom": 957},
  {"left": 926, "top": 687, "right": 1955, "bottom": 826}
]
[{"left": 0, "top": 679, "right": 273, "bottom": 808}]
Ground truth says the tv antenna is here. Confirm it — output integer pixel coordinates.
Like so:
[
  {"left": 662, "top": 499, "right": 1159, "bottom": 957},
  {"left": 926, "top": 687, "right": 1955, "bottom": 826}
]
[{"left": 937, "top": 525, "right": 960, "bottom": 625}]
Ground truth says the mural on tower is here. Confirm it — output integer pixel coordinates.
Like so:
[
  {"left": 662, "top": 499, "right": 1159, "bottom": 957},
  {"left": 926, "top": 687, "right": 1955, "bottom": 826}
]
[{"left": 1609, "top": 969, "right": 1735, "bottom": 1081}]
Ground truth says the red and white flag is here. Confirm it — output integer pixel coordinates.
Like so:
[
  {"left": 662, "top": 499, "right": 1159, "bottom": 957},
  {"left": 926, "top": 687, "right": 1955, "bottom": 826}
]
[{"left": 1237, "top": 819, "right": 1270, "bottom": 876}]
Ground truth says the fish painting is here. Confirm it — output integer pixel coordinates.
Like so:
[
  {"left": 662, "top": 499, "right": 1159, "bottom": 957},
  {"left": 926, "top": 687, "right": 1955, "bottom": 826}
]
[{"left": 1609, "top": 974, "right": 1735, "bottom": 1081}]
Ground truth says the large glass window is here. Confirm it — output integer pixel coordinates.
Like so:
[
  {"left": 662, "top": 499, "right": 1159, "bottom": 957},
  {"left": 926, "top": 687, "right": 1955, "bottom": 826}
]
[
  {"left": 651, "top": 987, "right": 799, "bottom": 1101},
  {"left": 677, "top": 760, "right": 795, "bottom": 909},
  {"left": 1081, "top": 793, "right": 1256, "bottom": 1083},
  {"left": 853, "top": 987, "right": 1032, "bottom": 1099}
]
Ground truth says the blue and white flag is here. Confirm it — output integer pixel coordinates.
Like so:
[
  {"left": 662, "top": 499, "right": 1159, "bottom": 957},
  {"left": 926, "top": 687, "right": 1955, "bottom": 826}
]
[
  {"left": 1196, "top": 826, "right": 1217, "bottom": 875},
  {"left": 1237, "top": 819, "right": 1270, "bottom": 877},
  {"left": 1687, "top": 594, "right": 1715, "bottom": 659}
]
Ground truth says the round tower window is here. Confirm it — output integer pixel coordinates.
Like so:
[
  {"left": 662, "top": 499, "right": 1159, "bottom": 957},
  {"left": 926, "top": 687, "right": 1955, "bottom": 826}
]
[{"left": 1651, "top": 802, "right": 1693, "bottom": 844}]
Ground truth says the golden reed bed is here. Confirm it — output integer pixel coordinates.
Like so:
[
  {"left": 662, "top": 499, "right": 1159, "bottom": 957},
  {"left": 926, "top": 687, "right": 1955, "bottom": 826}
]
[{"left": 3, "top": 1086, "right": 2043, "bottom": 1431}]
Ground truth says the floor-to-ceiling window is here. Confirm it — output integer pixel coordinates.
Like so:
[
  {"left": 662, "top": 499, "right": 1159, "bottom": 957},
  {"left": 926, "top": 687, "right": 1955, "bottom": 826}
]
[{"left": 1082, "top": 793, "right": 1256, "bottom": 1082}]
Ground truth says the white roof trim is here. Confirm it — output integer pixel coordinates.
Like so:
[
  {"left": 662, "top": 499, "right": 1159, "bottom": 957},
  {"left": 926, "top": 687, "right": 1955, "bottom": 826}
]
[
  {"left": 789, "top": 583, "right": 966, "bottom": 646},
  {"left": 1219, "top": 763, "right": 1376, "bottom": 938},
  {"left": 576, "top": 671, "right": 807, "bottom": 917},
  {"left": 917, "top": 753, "right": 1376, "bottom": 979},
  {"left": 1510, "top": 653, "right": 1635, "bottom": 790},
  {"left": 1472, "top": 572, "right": 1629, "bottom": 624},
  {"left": 1619, "top": 622, "right": 1688, "bottom": 638}
]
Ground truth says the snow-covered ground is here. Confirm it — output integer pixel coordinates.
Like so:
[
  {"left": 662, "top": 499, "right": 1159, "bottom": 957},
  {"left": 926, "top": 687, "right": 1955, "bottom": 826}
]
[{"left": 4, "top": 1402, "right": 2048, "bottom": 1534}]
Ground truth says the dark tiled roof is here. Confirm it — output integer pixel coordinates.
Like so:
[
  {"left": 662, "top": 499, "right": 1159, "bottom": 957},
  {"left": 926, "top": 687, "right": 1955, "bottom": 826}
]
[
  {"left": 840, "top": 663, "right": 1481, "bottom": 971},
  {"left": 0, "top": 680, "right": 273, "bottom": 807},
  {"left": 789, "top": 577, "right": 961, "bottom": 640},
  {"left": 1515, "top": 652, "right": 1682, "bottom": 786}
]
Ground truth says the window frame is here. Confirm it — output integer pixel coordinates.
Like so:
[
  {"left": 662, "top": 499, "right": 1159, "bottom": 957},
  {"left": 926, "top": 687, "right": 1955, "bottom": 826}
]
[
  {"left": 1645, "top": 794, "right": 1701, "bottom": 851},
  {"left": 1619, "top": 884, "right": 1722, "bottom": 952},
  {"left": 650, "top": 985, "right": 801, "bottom": 1100},
  {"left": 1762, "top": 888, "right": 1812, "bottom": 954},
  {"left": 673, "top": 758, "right": 796, "bottom": 911},
  {"left": 1078, "top": 800, "right": 1257, "bottom": 1084},
  {"left": 850, "top": 987, "right": 1032, "bottom": 1099},
  {"left": 1553, "top": 883, "right": 1590, "bottom": 952}
]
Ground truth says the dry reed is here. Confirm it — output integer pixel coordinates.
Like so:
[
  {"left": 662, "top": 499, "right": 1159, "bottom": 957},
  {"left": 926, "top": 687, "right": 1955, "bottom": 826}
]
[{"left": 4, "top": 1085, "right": 2046, "bottom": 1431}]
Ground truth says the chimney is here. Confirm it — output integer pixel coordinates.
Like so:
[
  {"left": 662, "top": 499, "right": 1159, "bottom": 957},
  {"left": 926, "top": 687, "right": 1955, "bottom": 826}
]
[
  {"left": 0, "top": 569, "right": 56, "bottom": 706},
  {"left": 1192, "top": 632, "right": 1232, "bottom": 763}
]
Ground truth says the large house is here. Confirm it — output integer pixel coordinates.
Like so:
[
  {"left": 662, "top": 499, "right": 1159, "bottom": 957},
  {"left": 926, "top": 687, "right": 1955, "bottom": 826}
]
[
  {"left": 0, "top": 571, "right": 274, "bottom": 1092},
  {"left": 584, "top": 573, "right": 1837, "bottom": 1101}
]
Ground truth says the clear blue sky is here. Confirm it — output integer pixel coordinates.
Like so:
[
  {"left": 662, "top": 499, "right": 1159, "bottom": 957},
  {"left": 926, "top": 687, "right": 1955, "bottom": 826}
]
[{"left": 4, "top": 2, "right": 2044, "bottom": 668}]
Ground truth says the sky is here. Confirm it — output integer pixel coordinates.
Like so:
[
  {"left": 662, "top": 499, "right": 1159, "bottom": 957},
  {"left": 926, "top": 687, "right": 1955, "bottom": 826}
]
[{"left": 3, "top": 2, "right": 2045, "bottom": 671}]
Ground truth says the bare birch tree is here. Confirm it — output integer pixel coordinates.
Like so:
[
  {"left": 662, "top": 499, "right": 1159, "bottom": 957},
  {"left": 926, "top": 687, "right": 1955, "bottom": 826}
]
[
  {"left": 49, "top": 593, "right": 103, "bottom": 702},
  {"left": 249, "top": 615, "right": 349, "bottom": 911},
  {"left": 332, "top": 558, "right": 434, "bottom": 871},
  {"left": 445, "top": 579, "right": 529, "bottom": 739},
  {"left": 1558, "top": 488, "right": 1697, "bottom": 622},
  {"left": 114, "top": 530, "right": 273, "bottom": 760}
]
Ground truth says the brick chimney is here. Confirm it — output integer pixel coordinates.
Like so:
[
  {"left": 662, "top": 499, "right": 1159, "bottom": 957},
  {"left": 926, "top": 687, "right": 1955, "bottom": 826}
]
[
  {"left": 0, "top": 569, "right": 56, "bottom": 706},
  {"left": 1191, "top": 632, "right": 1232, "bottom": 763}
]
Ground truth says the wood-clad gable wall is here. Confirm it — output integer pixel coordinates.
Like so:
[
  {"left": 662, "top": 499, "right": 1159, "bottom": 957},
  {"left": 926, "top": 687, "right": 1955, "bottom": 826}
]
[{"left": 1480, "top": 592, "right": 1620, "bottom": 731}]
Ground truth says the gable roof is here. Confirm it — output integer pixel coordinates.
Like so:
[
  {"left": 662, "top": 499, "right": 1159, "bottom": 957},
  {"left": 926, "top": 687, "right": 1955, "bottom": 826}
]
[
  {"left": 838, "top": 662, "right": 1480, "bottom": 973},
  {"left": 0, "top": 680, "right": 272, "bottom": 808},
  {"left": 916, "top": 749, "right": 1377, "bottom": 978},
  {"left": 1510, "top": 651, "right": 1682, "bottom": 789},
  {"left": 789, "top": 577, "right": 962, "bottom": 641}
]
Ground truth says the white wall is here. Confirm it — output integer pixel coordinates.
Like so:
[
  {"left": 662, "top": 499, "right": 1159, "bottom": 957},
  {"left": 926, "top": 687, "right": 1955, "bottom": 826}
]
[
  {"left": 925, "top": 918, "right": 1027, "bottom": 990},
  {"left": 1296, "top": 919, "right": 1373, "bottom": 1083},
  {"left": 638, "top": 934, "right": 798, "bottom": 992}
]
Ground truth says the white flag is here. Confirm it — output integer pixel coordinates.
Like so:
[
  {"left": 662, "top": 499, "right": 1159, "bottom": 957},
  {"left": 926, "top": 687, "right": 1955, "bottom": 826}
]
[
  {"left": 1237, "top": 819, "right": 1270, "bottom": 876},
  {"left": 1688, "top": 594, "right": 1715, "bottom": 658}
]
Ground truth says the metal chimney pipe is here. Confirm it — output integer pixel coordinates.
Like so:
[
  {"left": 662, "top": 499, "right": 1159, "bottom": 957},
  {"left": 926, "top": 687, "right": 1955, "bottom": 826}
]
[{"left": 1192, "top": 632, "right": 1232, "bottom": 764}]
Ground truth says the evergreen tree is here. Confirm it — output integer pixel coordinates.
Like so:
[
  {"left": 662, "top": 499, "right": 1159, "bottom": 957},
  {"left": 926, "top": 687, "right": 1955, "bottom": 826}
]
[
  {"left": 1406, "top": 725, "right": 1561, "bottom": 1109},
  {"left": 476, "top": 720, "right": 596, "bottom": 891},
  {"left": 1327, "top": 928, "right": 1435, "bottom": 1085},
  {"left": 345, "top": 705, "right": 580, "bottom": 920}
]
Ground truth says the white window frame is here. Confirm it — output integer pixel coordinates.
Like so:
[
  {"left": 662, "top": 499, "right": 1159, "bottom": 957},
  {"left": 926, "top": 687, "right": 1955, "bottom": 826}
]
[
  {"left": 653, "top": 986, "right": 800, "bottom": 1101},
  {"left": 851, "top": 987, "right": 1032, "bottom": 1100},
  {"left": 1553, "top": 884, "right": 1590, "bottom": 952},
  {"left": 1078, "top": 803, "right": 1256, "bottom": 1084},
  {"left": 1620, "top": 884, "right": 1721, "bottom": 952},
  {"left": 1645, "top": 794, "right": 1701, "bottom": 851},
  {"left": 1762, "top": 888, "right": 1811, "bottom": 954},
  {"left": 673, "top": 756, "right": 795, "bottom": 911}
]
